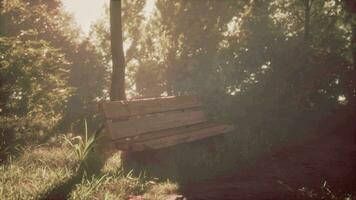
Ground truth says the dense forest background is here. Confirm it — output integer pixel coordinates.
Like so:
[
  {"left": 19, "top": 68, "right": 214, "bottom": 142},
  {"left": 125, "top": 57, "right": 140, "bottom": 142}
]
[
  {"left": 0, "top": 0, "right": 355, "bottom": 199},
  {"left": 0, "top": 0, "right": 355, "bottom": 163}
]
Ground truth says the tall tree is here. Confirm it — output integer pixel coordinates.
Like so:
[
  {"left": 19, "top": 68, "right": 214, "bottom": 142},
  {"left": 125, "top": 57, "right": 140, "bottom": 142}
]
[
  {"left": 90, "top": 0, "right": 145, "bottom": 98},
  {"left": 1, "top": 0, "right": 108, "bottom": 136},
  {"left": 110, "top": 0, "right": 126, "bottom": 100},
  {"left": 156, "top": 0, "right": 236, "bottom": 96},
  {"left": 303, "top": 0, "right": 313, "bottom": 41}
]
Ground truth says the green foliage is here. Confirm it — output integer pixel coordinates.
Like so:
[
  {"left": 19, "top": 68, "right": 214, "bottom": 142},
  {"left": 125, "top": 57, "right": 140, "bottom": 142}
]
[
  {"left": 0, "top": 145, "right": 76, "bottom": 200},
  {"left": 1, "top": 0, "right": 355, "bottom": 198},
  {"left": 143, "top": 0, "right": 354, "bottom": 127},
  {"left": 1, "top": 0, "right": 109, "bottom": 143},
  {"left": 88, "top": 0, "right": 352, "bottom": 110},
  {"left": 0, "top": 33, "right": 71, "bottom": 159},
  {"left": 63, "top": 120, "right": 97, "bottom": 172},
  {"left": 0, "top": 142, "right": 178, "bottom": 200}
]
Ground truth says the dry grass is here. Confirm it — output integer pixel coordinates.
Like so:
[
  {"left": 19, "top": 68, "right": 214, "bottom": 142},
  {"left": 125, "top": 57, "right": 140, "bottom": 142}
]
[
  {"left": 69, "top": 151, "right": 178, "bottom": 200},
  {"left": 143, "top": 181, "right": 179, "bottom": 200},
  {"left": 69, "top": 174, "right": 178, "bottom": 200},
  {"left": 0, "top": 145, "right": 76, "bottom": 200},
  {"left": 0, "top": 140, "right": 179, "bottom": 200}
]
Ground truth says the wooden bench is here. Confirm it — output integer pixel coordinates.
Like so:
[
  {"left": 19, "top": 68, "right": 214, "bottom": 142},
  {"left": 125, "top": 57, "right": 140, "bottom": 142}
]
[{"left": 98, "top": 96, "right": 234, "bottom": 151}]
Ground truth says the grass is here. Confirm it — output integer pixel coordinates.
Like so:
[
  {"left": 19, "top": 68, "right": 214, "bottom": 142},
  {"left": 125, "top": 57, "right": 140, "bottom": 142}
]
[
  {"left": 2, "top": 123, "right": 244, "bottom": 199},
  {"left": 0, "top": 145, "right": 76, "bottom": 199},
  {"left": 69, "top": 170, "right": 178, "bottom": 200},
  {"left": 0, "top": 115, "right": 332, "bottom": 199},
  {"left": 0, "top": 135, "right": 179, "bottom": 200},
  {"left": 278, "top": 180, "right": 355, "bottom": 200},
  {"left": 63, "top": 120, "right": 98, "bottom": 172}
]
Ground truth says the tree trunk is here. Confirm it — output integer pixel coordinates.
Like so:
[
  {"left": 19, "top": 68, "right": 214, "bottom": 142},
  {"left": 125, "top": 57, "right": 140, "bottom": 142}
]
[
  {"left": 304, "top": 0, "right": 311, "bottom": 41},
  {"left": 110, "top": 0, "right": 126, "bottom": 101},
  {"left": 166, "top": 50, "right": 175, "bottom": 96}
]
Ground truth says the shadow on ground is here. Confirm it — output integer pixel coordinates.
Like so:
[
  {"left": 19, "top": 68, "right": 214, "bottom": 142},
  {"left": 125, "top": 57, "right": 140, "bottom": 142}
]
[{"left": 182, "top": 111, "right": 356, "bottom": 199}]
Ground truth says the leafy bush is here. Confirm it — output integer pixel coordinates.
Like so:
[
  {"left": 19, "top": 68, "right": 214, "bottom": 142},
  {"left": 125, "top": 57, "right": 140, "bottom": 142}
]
[{"left": 0, "top": 33, "right": 71, "bottom": 160}]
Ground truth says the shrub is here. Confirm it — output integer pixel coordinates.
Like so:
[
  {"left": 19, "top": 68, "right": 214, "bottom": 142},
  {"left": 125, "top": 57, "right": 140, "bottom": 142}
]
[{"left": 0, "top": 33, "right": 71, "bottom": 160}]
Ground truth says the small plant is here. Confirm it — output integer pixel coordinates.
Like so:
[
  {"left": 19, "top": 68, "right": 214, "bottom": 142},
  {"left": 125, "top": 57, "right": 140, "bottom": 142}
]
[
  {"left": 279, "top": 180, "right": 355, "bottom": 200},
  {"left": 297, "top": 181, "right": 355, "bottom": 200},
  {"left": 63, "top": 119, "right": 97, "bottom": 171}
]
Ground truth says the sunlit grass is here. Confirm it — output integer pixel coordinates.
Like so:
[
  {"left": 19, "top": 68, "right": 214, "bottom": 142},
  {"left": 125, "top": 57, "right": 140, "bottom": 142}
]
[
  {"left": 143, "top": 181, "right": 179, "bottom": 200},
  {"left": 0, "top": 136, "right": 179, "bottom": 200},
  {"left": 63, "top": 120, "right": 98, "bottom": 172},
  {"left": 69, "top": 171, "right": 178, "bottom": 200},
  {"left": 69, "top": 172, "right": 147, "bottom": 200},
  {"left": 69, "top": 148, "right": 178, "bottom": 200},
  {"left": 0, "top": 146, "right": 76, "bottom": 200},
  {"left": 0, "top": 117, "right": 311, "bottom": 200}
]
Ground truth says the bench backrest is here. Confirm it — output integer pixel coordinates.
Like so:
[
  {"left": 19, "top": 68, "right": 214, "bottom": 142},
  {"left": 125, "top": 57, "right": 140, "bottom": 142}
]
[{"left": 98, "top": 96, "right": 207, "bottom": 140}]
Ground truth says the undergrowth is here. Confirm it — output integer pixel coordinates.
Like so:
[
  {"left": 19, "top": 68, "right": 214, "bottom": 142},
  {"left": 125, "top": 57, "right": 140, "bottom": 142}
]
[
  {"left": 0, "top": 145, "right": 76, "bottom": 199},
  {"left": 0, "top": 125, "right": 179, "bottom": 200},
  {"left": 1, "top": 116, "right": 348, "bottom": 199}
]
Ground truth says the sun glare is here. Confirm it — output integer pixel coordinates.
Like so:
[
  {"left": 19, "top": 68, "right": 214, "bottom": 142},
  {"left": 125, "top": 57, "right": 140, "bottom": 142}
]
[
  {"left": 61, "top": 0, "right": 156, "bottom": 35},
  {"left": 61, "top": 0, "right": 108, "bottom": 34}
]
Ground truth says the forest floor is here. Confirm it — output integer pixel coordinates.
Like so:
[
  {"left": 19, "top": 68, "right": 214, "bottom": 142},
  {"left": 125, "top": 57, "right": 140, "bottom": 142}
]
[
  {"left": 1, "top": 111, "right": 355, "bottom": 200},
  {"left": 182, "top": 120, "right": 356, "bottom": 199}
]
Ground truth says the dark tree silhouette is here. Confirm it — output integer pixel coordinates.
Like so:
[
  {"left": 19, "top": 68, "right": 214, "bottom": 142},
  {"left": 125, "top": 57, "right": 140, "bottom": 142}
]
[{"left": 110, "top": 0, "right": 126, "bottom": 101}]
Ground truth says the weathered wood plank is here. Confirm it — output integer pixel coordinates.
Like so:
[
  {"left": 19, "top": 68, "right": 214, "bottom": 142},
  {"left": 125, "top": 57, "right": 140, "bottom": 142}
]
[
  {"left": 114, "top": 123, "right": 218, "bottom": 150},
  {"left": 99, "top": 96, "right": 201, "bottom": 119},
  {"left": 106, "top": 110, "right": 207, "bottom": 140},
  {"left": 130, "top": 124, "right": 234, "bottom": 151}
]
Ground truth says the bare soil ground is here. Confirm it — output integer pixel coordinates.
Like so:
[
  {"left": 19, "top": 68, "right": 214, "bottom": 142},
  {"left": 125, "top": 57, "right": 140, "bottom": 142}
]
[{"left": 182, "top": 115, "right": 356, "bottom": 199}]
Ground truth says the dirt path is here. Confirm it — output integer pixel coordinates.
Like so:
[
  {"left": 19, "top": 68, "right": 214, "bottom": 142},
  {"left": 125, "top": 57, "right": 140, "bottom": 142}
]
[{"left": 182, "top": 120, "right": 356, "bottom": 199}]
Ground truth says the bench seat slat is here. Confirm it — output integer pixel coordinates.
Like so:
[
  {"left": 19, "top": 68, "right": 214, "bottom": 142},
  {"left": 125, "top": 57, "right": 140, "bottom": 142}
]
[
  {"left": 106, "top": 110, "right": 207, "bottom": 140},
  {"left": 114, "top": 123, "right": 219, "bottom": 149},
  {"left": 99, "top": 96, "right": 201, "bottom": 119},
  {"left": 130, "top": 124, "right": 234, "bottom": 151}
]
